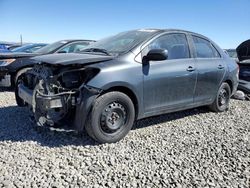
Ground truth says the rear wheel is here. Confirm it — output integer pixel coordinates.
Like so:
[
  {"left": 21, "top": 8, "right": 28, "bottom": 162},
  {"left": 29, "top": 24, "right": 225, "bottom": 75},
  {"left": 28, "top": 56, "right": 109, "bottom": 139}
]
[
  {"left": 209, "top": 82, "right": 231, "bottom": 112},
  {"left": 85, "top": 91, "right": 135, "bottom": 143}
]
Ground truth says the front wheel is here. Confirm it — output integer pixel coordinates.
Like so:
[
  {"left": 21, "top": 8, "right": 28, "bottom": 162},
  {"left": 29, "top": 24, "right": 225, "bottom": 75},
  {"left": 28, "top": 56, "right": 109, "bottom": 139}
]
[
  {"left": 209, "top": 82, "right": 231, "bottom": 112},
  {"left": 85, "top": 91, "right": 135, "bottom": 143}
]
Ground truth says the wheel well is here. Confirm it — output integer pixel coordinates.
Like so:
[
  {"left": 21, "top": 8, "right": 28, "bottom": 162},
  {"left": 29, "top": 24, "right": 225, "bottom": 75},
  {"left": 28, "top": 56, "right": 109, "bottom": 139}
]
[
  {"left": 103, "top": 86, "right": 139, "bottom": 118},
  {"left": 225, "top": 80, "right": 233, "bottom": 93},
  {"left": 11, "top": 67, "right": 32, "bottom": 87}
]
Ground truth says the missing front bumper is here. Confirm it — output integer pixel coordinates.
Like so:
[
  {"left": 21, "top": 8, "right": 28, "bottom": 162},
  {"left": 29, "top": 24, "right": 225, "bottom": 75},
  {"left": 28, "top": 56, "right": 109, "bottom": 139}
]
[
  {"left": 18, "top": 84, "right": 64, "bottom": 109},
  {"left": 18, "top": 82, "right": 102, "bottom": 131}
]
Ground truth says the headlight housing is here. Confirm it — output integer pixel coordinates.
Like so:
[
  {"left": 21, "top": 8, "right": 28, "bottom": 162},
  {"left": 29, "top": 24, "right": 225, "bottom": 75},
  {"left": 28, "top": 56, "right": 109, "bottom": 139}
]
[
  {"left": 60, "top": 68, "right": 100, "bottom": 89},
  {"left": 0, "top": 59, "right": 16, "bottom": 66}
]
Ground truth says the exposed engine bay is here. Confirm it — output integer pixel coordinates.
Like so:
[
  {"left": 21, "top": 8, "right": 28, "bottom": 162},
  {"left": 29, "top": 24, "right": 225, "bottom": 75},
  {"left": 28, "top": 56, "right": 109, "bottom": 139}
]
[{"left": 18, "top": 64, "right": 101, "bottom": 129}]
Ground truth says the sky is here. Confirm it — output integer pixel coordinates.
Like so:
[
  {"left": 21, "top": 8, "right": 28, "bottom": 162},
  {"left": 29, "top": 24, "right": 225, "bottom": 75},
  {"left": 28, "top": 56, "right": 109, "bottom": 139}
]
[{"left": 0, "top": 0, "right": 250, "bottom": 48}]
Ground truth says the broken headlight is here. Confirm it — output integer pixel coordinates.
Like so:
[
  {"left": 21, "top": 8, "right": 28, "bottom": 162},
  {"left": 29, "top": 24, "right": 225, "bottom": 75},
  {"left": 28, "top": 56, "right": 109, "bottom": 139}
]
[{"left": 60, "top": 68, "right": 99, "bottom": 89}]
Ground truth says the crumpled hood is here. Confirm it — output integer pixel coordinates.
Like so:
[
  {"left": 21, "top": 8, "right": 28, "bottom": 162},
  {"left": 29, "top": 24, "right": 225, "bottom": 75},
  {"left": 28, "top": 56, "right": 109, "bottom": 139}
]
[
  {"left": 0, "top": 52, "right": 39, "bottom": 59},
  {"left": 31, "top": 53, "right": 114, "bottom": 66},
  {"left": 236, "top": 39, "right": 250, "bottom": 62}
]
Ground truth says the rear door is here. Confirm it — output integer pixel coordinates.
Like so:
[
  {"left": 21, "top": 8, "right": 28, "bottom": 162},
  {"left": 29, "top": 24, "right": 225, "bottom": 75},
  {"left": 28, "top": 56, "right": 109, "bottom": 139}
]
[{"left": 191, "top": 35, "right": 226, "bottom": 104}]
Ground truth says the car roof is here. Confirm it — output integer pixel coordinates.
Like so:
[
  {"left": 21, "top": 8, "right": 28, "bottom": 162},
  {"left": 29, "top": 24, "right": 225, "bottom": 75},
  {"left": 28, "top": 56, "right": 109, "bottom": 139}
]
[
  {"left": 135, "top": 28, "right": 211, "bottom": 40},
  {"left": 60, "top": 39, "right": 96, "bottom": 43},
  {"left": 22, "top": 43, "right": 47, "bottom": 46}
]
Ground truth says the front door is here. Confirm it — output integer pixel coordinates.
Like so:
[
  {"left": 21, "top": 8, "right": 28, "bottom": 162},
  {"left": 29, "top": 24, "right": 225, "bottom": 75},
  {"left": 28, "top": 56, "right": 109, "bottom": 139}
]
[{"left": 143, "top": 33, "right": 197, "bottom": 114}]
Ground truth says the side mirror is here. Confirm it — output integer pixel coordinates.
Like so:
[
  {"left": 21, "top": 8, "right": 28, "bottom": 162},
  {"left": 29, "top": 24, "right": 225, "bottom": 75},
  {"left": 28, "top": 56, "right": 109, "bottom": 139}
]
[{"left": 146, "top": 49, "right": 168, "bottom": 61}]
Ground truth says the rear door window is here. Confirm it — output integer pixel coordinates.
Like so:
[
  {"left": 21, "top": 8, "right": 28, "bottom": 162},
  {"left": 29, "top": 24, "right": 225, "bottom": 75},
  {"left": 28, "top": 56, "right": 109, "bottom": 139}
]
[{"left": 192, "top": 36, "right": 220, "bottom": 58}]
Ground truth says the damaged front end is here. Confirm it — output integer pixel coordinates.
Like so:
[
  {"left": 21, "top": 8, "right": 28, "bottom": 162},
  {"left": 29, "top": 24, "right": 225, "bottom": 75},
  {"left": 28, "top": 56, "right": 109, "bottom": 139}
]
[{"left": 18, "top": 64, "right": 101, "bottom": 131}]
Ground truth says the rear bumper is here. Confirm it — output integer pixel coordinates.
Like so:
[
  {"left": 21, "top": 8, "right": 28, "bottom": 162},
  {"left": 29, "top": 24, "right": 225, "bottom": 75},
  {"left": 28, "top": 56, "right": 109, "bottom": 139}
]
[{"left": 238, "top": 80, "right": 250, "bottom": 94}]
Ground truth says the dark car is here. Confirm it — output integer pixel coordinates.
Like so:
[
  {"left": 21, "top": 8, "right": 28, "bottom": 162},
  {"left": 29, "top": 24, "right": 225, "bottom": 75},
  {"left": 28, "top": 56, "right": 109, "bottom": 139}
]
[
  {"left": 11, "top": 43, "right": 48, "bottom": 53},
  {"left": 0, "top": 42, "right": 19, "bottom": 51},
  {"left": 17, "top": 29, "right": 239, "bottom": 143},
  {"left": 236, "top": 39, "right": 250, "bottom": 93},
  {"left": 0, "top": 44, "right": 11, "bottom": 53},
  {"left": 0, "top": 39, "right": 95, "bottom": 87},
  {"left": 225, "top": 49, "right": 238, "bottom": 59},
  {"left": 7, "top": 44, "right": 22, "bottom": 51}
]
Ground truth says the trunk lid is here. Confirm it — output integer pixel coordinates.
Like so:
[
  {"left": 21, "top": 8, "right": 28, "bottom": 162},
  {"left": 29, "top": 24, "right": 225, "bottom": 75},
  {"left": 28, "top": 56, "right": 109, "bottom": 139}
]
[
  {"left": 236, "top": 40, "right": 250, "bottom": 81},
  {"left": 236, "top": 39, "right": 250, "bottom": 62}
]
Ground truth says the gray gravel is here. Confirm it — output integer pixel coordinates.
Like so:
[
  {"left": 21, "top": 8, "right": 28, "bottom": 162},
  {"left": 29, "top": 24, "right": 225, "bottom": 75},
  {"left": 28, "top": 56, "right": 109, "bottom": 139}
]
[{"left": 0, "top": 89, "right": 249, "bottom": 188}]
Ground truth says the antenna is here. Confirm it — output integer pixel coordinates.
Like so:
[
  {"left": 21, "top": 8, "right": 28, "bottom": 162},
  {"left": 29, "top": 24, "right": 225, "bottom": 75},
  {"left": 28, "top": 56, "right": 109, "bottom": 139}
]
[{"left": 20, "top": 34, "right": 23, "bottom": 45}]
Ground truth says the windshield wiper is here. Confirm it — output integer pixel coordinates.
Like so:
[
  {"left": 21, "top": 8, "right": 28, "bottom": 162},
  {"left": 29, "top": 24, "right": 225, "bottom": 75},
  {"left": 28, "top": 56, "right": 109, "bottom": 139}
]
[{"left": 81, "top": 48, "right": 111, "bottom": 56}]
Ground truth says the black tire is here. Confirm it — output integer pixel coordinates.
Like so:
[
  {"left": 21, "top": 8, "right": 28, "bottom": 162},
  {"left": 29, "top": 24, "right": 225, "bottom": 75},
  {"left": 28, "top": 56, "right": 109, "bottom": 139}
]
[
  {"left": 85, "top": 91, "right": 135, "bottom": 143},
  {"left": 14, "top": 68, "right": 31, "bottom": 107},
  {"left": 209, "top": 82, "right": 231, "bottom": 112}
]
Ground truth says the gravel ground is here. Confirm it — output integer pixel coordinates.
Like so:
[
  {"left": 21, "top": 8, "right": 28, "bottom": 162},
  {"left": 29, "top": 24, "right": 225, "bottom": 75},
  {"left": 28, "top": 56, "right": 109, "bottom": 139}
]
[{"left": 0, "top": 89, "right": 249, "bottom": 188}]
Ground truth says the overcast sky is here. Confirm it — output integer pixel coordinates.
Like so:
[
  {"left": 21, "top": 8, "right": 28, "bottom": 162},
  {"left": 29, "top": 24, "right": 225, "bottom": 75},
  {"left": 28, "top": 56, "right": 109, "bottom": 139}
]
[{"left": 1, "top": 0, "right": 250, "bottom": 48}]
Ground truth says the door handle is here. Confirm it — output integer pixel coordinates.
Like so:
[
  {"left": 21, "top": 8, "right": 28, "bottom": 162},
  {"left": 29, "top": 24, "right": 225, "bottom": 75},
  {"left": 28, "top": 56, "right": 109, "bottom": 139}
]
[
  {"left": 218, "top": 65, "right": 225, "bottom": 69},
  {"left": 186, "top": 66, "right": 195, "bottom": 72}
]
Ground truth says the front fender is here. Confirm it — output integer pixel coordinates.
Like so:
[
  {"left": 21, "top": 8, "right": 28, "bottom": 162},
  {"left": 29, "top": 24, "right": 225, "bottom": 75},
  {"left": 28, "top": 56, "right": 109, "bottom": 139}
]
[{"left": 86, "top": 61, "right": 144, "bottom": 119}]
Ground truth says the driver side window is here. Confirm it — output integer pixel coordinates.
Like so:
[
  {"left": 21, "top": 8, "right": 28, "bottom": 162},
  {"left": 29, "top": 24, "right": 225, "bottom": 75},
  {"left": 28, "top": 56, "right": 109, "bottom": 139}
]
[{"left": 147, "top": 33, "right": 190, "bottom": 60}]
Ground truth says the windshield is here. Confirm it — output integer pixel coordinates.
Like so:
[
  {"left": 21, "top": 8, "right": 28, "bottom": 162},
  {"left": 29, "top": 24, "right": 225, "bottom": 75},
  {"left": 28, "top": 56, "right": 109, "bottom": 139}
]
[
  {"left": 12, "top": 44, "right": 32, "bottom": 52},
  {"left": 12, "top": 44, "right": 45, "bottom": 53},
  {"left": 226, "top": 49, "right": 237, "bottom": 58},
  {"left": 35, "top": 40, "right": 68, "bottom": 54},
  {"left": 81, "top": 30, "right": 160, "bottom": 55}
]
